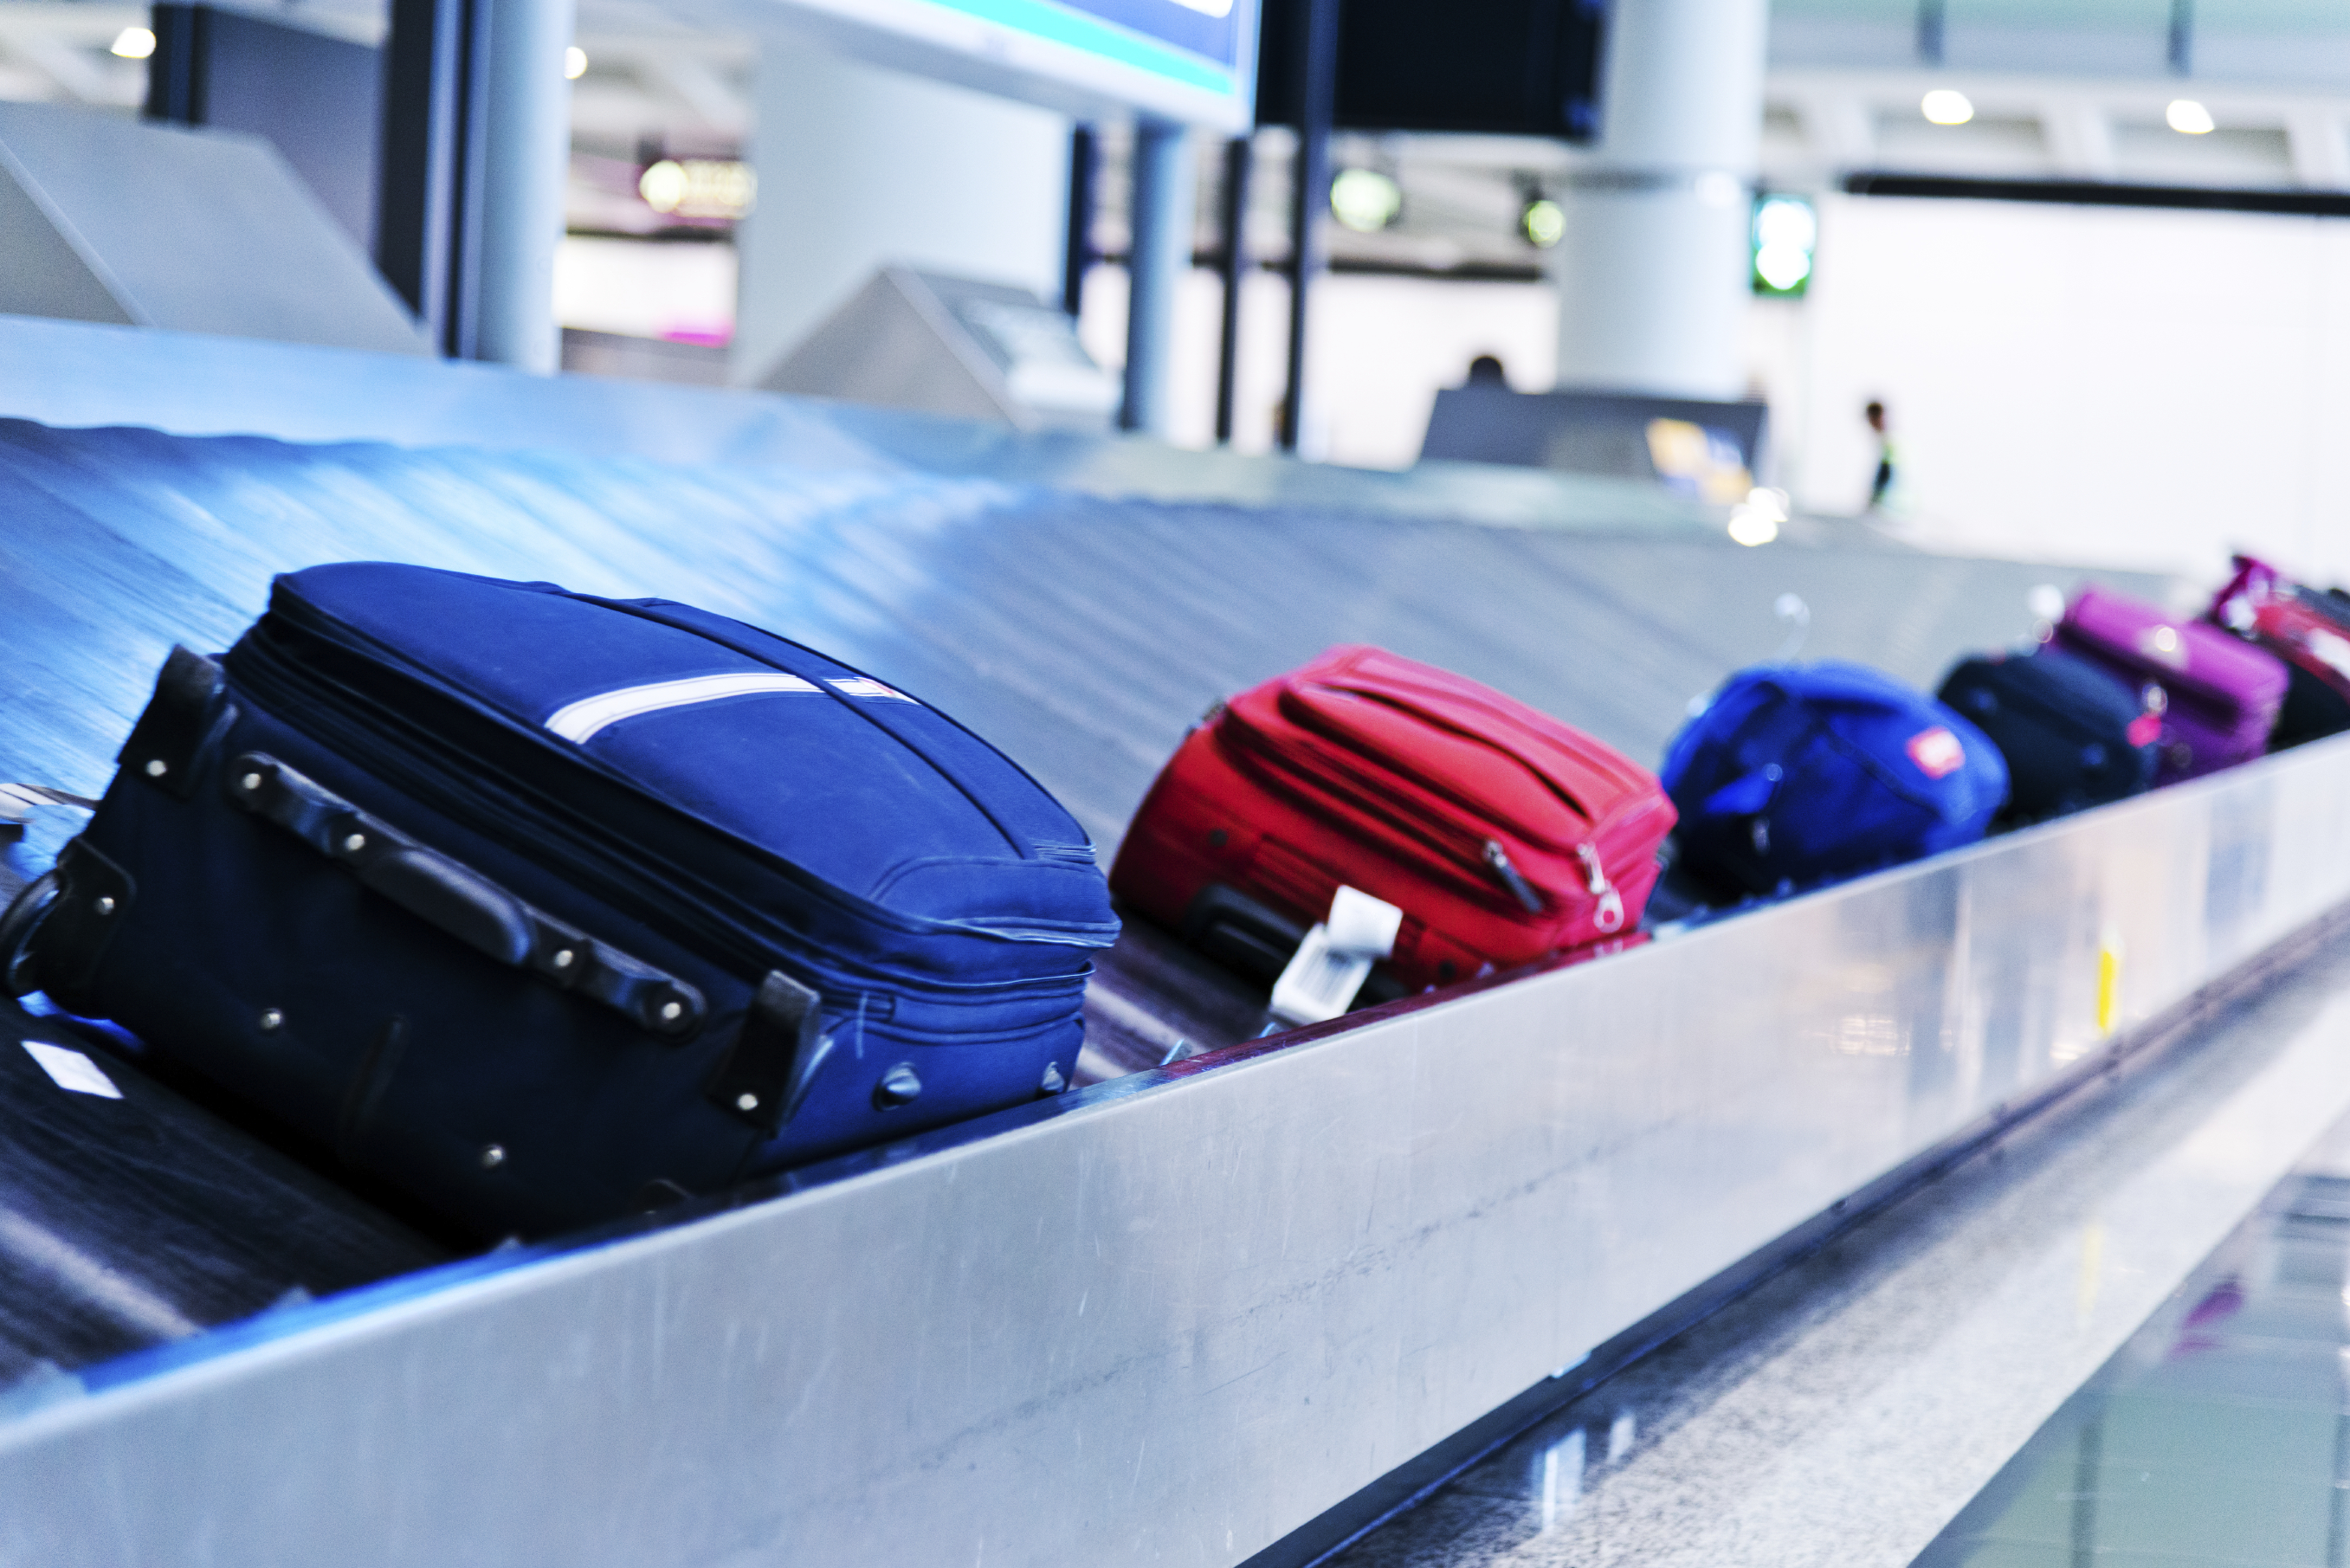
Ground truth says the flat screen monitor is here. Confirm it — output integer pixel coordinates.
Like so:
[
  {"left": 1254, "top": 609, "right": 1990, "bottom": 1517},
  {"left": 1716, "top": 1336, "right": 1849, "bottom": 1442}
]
[{"left": 1256, "top": 0, "right": 1606, "bottom": 139}]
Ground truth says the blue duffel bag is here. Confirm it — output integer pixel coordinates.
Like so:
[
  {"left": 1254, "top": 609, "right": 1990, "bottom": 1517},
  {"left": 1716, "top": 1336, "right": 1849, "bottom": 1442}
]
[
  {"left": 1, "top": 563, "right": 1120, "bottom": 1237},
  {"left": 1660, "top": 661, "right": 2009, "bottom": 899}
]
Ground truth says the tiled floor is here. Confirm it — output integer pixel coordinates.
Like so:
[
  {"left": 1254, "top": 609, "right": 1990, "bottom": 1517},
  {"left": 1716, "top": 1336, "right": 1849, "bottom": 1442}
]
[
  {"left": 1320, "top": 928, "right": 2350, "bottom": 1568},
  {"left": 1914, "top": 1168, "right": 2350, "bottom": 1567}
]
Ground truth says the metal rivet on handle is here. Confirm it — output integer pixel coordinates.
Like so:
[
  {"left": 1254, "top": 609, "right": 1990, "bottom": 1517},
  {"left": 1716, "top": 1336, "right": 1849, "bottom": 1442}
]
[
  {"left": 342, "top": 833, "right": 366, "bottom": 853},
  {"left": 479, "top": 1144, "right": 506, "bottom": 1169},
  {"left": 875, "top": 1062, "right": 922, "bottom": 1108},
  {"left": 240, "top": 771, "right": 262, "bottom": 791},
  {"left": 92, "top": 896, "right": 114, "bottom": 917},
  {"left": 735, "top": 1093, "right": 759, "bottom": 1113},
  {"left": 257, "top": 1009, "right": 283, "bottom": 1032},
  {"left": 660, "top": 1000, "right": 684, "bottom": 1023},
  {"left": 143, "top": 759, "right": 166, "bottom": 778},
  {"left": 551, "top": 949, "right": 575, "bottom": 970}
]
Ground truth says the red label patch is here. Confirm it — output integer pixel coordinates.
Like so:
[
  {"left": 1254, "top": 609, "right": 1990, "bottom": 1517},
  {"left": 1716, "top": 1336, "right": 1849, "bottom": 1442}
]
[
  {"left": 1907, "top": 726, "right": 1966, "bottom": 779},
  {"left": 2127, "top": 712, "right": 2162, "bottom": 748}
]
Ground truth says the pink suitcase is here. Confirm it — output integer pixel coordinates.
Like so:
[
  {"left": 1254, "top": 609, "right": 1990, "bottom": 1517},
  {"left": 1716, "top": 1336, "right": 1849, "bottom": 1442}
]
[{"left": 2056, "top": 585, "right": 2286, "bottom": 783}]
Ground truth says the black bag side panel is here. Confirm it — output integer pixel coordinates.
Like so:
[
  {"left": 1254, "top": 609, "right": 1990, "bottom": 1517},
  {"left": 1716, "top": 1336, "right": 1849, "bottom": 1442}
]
[
  {"left": 1935, "top": 655, "right": 2152, "bottom": 824},
  {"left": 2270, "top": 658, "right": 2350, "bottom": 750}
]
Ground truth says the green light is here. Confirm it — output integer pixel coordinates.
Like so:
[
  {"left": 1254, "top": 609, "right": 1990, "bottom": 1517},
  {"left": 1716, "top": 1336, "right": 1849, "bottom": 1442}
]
[
  {"left": 1751, "top": 194, "right": 1816, "bottom": 297},
  {"left": 1520, "top": 197, "right": 1564, "bottom": 248},
  {"left": 1330, "top": 169, "right": 1403, "bottom": 233}
]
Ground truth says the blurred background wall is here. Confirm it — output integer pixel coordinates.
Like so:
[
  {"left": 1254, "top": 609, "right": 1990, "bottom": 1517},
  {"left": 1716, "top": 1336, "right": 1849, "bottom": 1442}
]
[{"left": 3, "top": 0, "right": 2350, "bottom": 583}]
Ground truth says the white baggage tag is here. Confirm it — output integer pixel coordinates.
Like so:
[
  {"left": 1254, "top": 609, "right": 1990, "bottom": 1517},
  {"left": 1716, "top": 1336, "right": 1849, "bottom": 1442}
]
[
  {"left": 1269, "top": 926, "right": 1372, "bottom": 1027},
  {"left": 1269, "top": 887, "right": 1404, "bottom": 1026},
  {"left": 0, "top": 784, "right": 98, "bottom": 825},
  {"left": 1327, "top": 885, "right": 1403, "bottom": 959},
  {"left": 21, "top": 1040, "right": 121, "bottom": 1099}
]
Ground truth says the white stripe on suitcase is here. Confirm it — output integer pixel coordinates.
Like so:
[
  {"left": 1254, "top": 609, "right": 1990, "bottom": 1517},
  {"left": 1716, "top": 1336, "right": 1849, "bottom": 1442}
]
[{"left": 545, "top": 672, "right": 820, "bottom": 742}]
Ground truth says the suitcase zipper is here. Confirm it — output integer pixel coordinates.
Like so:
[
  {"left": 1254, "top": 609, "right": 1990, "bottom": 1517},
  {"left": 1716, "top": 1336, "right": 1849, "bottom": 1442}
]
[
  {"left": 1222, "top": 714, "right": 1646, "bottom": 927},
  {"left": 1220, "top": 719, "right": 1524, "bottom": 905},
  {"left": 1480, "top": 840, "right": 1545, "bottom": 914},
  {"left": 1572, "top": 843, "right": 1625, "bottom": 933}
]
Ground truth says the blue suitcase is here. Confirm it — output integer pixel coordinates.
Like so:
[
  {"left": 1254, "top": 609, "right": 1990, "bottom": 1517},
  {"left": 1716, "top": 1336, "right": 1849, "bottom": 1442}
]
[
  {"left": 0, "top": 563, "right": 1119, "bottom": 1237},
  {"left": 1660, "top": 661, "right": 2008, "bottom": 899}
]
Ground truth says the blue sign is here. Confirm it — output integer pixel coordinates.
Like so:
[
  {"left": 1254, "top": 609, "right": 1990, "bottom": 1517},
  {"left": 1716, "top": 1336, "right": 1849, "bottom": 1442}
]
[{"left": 771, "top": 0, "right": 1260, "bottom": 130}]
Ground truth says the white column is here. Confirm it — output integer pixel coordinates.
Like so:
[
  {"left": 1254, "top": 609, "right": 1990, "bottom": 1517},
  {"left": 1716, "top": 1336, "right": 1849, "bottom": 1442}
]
[
  {"left": 474, "top": 0, "right": 574, "bottom": 373},
  {"left": 733, "top": 44, "right": 1070, "bottom": 386},
  {"left": 1551, "top": 0, "right": 1770, "bottom": 397},
  {"left": 1120, "top": 119, "right": 1194, "bottom": 436}
]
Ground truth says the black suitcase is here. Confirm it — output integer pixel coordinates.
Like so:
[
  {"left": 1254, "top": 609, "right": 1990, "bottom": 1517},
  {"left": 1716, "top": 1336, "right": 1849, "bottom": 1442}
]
[
  {"left": 0, "top": 997, "right": 441, "bottom": 1392},
  {"left": 1935, "top": 648, "right": 2157, "bottom": 824},
  {"left": 0, "top": 564, "right": 1120, "bottom": 1238}
]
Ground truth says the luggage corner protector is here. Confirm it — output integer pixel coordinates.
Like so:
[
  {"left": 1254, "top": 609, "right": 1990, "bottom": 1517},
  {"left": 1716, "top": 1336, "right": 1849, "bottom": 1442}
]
[
  {"left": 0, "top": 868, "right": 61, "bottom": 996},
  {"left": 709, "top": 970, "right": 832, "bottom": 1137},
  {"left": 119, "top": 646, "right": 228, "bottom": 801},
  {"left": 31, "top": 839, "right": 134, "bottom": 1001}
]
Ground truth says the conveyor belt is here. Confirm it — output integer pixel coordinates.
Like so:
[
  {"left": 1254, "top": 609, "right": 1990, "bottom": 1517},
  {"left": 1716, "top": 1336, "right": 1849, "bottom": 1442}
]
[
  {"left": 9, "top": 367, "right": 2295, "bottom": 1568},
  {"left": 0, "top": 411, "right": 2170, "bottom": 1378},
  {"left": 0, "top": 1000, "right": 444, "bottom": 1391}
]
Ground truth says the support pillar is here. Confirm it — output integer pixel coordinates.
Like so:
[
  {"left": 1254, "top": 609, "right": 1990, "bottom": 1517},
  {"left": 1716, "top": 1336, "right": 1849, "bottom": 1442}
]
[
  {"left": 1212, "top": 133, "right": 1250, "bottom": 444},
  {"left": 473, "top": 0, "right": 572, "bottom": 372},
  {"left": 1280, "top": 0, "right": 1337, "bottom": 451},
  {"left": 1551, "top": 0, "right": 1767, "bottom": 398},
  {"left": 1063, "top": 124, "right": 1096, "bottom": 318},
  {"left": 375, "top": 0, "right": 571, "bottom": 367},
  {"left": 1120, "top": 119, "right": 1192, "bottom": 436}
]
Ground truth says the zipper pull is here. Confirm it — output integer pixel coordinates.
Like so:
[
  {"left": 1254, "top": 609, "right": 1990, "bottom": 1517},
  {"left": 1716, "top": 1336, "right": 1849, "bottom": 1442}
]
[
  {"left": 1482, "top": 839, "right": 1545, "bottom": 915},
  {"left": 1576, "top": 844, "right": 1625, "bottom": 933}
]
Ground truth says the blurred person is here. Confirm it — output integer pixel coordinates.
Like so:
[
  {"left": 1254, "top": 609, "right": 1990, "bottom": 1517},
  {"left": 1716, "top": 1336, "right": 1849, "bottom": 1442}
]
[{"left": 1865, "top": 399, "right": 1897, "bottom": 510}]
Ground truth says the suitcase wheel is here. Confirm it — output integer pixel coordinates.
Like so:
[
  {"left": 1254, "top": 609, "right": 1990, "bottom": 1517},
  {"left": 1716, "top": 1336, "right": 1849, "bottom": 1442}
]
[{"left": 0, "top": 868, "right": 60, "bottom": 997}]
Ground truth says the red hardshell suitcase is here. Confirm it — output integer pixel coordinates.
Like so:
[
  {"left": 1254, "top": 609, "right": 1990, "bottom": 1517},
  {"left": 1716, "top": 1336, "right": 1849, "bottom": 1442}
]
[
  {"left": 1108, "top": 646, "right": 1677, "bottom": 992},
  {"left": 2208, "top": 553, "right": 2350, "bottom": 688},
  {"left": 2208, "top": 554, "right": 2350, "bottom": 747}
]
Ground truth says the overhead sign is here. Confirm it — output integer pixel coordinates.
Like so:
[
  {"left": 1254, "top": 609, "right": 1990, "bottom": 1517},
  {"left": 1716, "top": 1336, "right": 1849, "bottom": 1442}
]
[
  {"left": 1256, "top": 0, "right": 1604, "bottom": 139},
  {"left": 756, "top": 0, "right": 1259, "bottom": 131}
]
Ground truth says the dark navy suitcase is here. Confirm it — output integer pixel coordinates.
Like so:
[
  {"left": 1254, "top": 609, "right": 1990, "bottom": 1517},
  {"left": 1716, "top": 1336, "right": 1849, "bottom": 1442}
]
[
  {"left": 1660, "top": 661, "right": 2008, "bottom": 899},
  {"left": 0, "top": 564, "right": 1119, "bottom": 1237},
  {"left": 1935, "top": 648, "right": 2158, "bottom": 824}
]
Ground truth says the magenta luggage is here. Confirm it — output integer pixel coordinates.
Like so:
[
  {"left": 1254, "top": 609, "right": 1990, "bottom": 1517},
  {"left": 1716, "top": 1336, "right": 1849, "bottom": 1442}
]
[{"left": 2054, "top": 585, "right": 2286, "bottom": 783}]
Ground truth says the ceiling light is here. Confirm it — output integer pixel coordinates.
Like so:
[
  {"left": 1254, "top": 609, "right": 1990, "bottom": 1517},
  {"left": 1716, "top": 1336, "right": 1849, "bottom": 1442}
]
[
  {"left": 1921, "top": 89, "right": 1974, "bottom": 126},
  {"left": 109, "top": 26, "right": 155, "bottom": 59},
  {"left": 638, "top": 158, "right": 757, "bottom": 220},
  {"left": 1520, "top": 197, "right": 1564, "bottom": 248},
  {"left": 565, "top": 46, "right": 588, "bottom": 80},
  {"left": 1329, "top": 168, "right": 1402, "bottom": 233},
  {"left": 1727, "top": 507, "right": 1779, "bottom": 547},
  {"left": 2166, "top": 99, "right": 2214, "bottom": 134}
]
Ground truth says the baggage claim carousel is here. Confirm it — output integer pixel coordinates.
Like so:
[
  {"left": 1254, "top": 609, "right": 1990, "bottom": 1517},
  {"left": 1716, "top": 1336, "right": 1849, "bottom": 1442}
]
[{"left": 2, "top": 315, "right": 2348, "bottom": 1567}]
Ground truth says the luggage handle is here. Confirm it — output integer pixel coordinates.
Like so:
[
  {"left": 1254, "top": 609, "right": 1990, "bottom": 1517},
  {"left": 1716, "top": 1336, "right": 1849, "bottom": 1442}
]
[{"left": 226, "top": 753, "right": 706, "bottom": 1040}]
